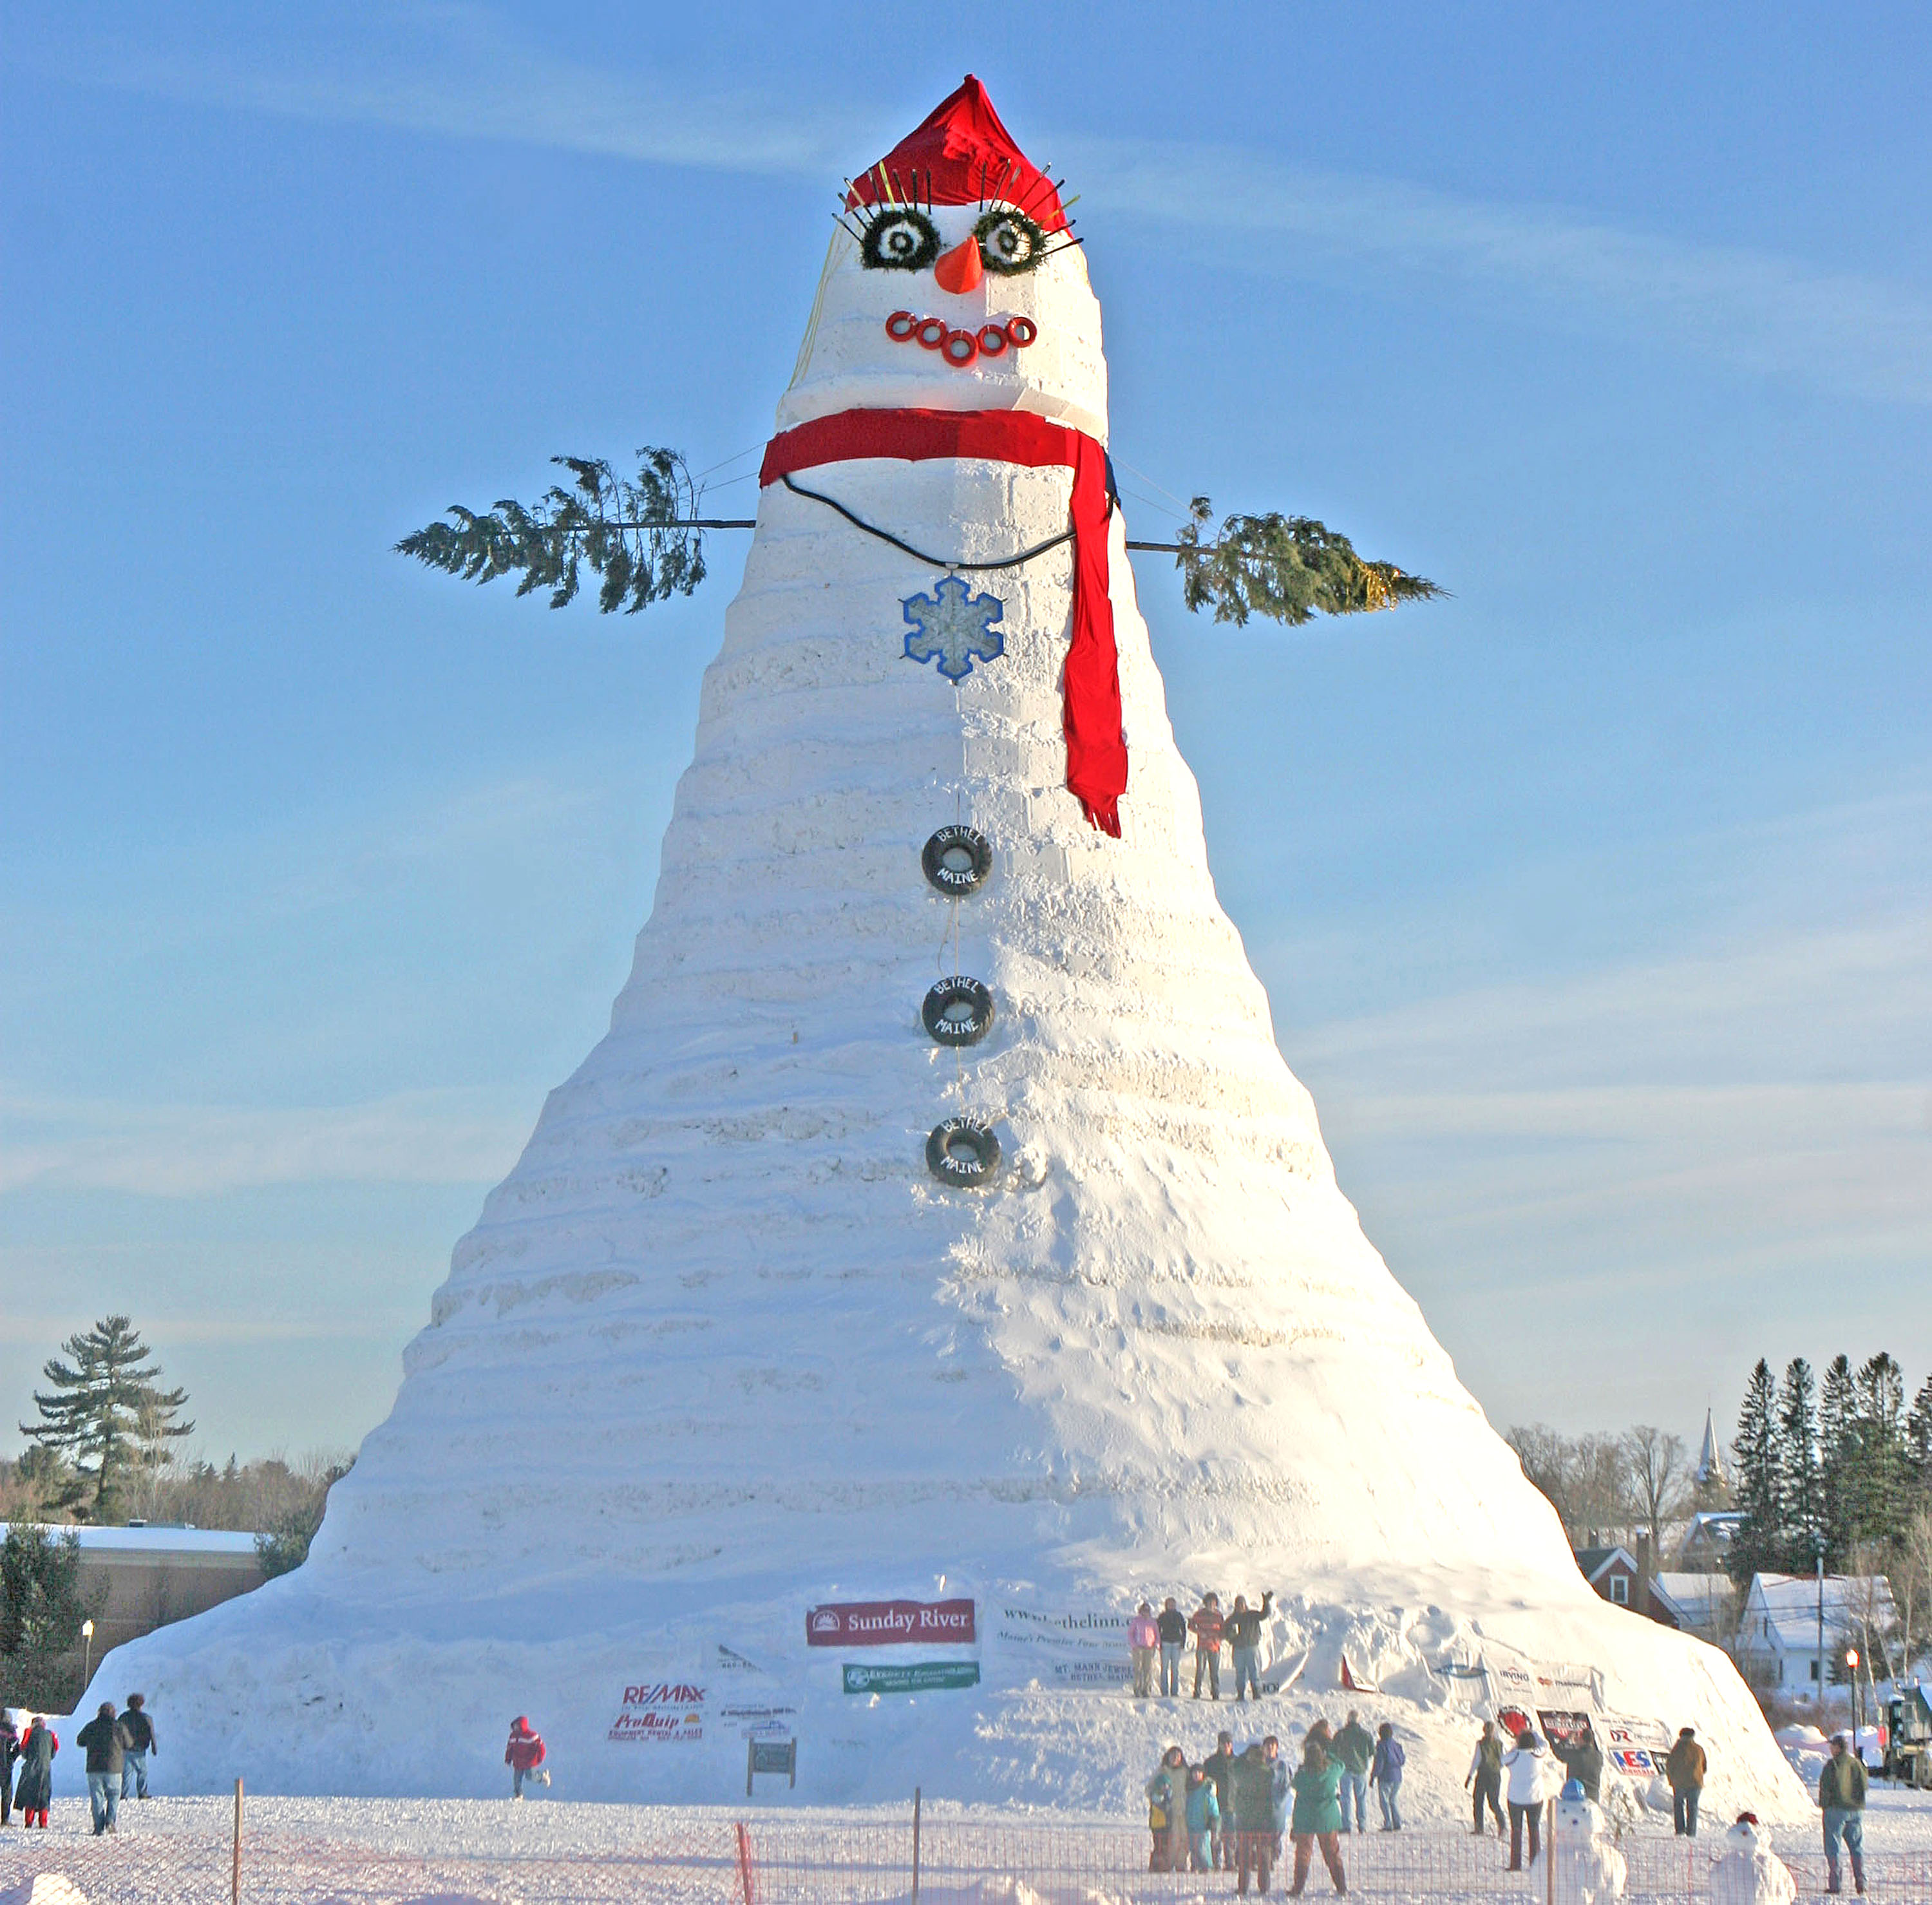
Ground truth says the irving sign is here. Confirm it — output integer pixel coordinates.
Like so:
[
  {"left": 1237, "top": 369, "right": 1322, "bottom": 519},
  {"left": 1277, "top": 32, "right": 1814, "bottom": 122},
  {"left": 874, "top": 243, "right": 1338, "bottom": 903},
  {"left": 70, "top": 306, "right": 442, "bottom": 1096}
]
[{"left": 806, "top": 1598, "right": 976, "bottom": 1647}]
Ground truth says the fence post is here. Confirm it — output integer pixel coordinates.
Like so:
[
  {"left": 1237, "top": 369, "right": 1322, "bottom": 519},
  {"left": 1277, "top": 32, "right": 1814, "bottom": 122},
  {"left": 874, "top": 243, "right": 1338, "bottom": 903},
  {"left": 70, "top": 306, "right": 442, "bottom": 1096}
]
[
  {"left": 735, "top": 1819, "right": 755, "bottom": 1905},
  {"left": 232, "top": 1777, "right": 243, "bottom": 1905},
  {"left": 1545, "top": 1797, "right": 1555, "bottom": 1905},
  {"left": 912, "top": 1786, "right": 922, "bottom": 1905}
]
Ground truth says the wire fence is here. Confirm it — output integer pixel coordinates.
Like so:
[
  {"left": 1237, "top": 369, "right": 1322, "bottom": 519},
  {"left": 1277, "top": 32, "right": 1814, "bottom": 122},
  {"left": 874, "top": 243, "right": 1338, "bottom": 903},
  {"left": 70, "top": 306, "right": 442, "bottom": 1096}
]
[{"left": 3, "top": 1794, "right": 1927, "bottom": 1903}]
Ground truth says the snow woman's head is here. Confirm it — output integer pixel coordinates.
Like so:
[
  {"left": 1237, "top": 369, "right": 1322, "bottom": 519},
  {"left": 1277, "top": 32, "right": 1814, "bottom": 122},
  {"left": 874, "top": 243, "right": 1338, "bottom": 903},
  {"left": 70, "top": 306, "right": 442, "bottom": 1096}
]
[{"left": 777, "top": 77, "right": 1107, "bottom": 442}]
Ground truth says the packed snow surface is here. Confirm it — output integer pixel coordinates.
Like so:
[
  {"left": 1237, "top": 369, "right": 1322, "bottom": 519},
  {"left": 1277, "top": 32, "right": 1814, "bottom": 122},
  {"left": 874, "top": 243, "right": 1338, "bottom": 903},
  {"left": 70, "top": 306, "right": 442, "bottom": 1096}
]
[
  {"left": 89, "top": 84, "right": 1802, "bottom": 1823},
  {"left": 8, "top": 1794, "right": 1932, "bottom": 1905}
]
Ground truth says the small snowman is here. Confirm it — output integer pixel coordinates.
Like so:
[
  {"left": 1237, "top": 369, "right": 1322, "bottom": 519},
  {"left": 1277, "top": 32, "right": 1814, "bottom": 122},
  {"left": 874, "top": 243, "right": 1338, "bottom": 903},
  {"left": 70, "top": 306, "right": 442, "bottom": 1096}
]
[
  {"left": 1709, "top": 1812, "right": 1795, "bottom": 1905},
  {"left": 1542, "top": 1777, "right": 1627, "bottom": 1904}
]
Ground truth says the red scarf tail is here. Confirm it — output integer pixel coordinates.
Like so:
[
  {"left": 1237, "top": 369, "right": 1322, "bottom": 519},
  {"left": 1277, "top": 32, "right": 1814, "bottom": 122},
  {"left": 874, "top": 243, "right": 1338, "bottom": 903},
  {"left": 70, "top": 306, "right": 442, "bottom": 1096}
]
[{"left": 1063, "top": 437, "right": 1128, "bottom": 836}]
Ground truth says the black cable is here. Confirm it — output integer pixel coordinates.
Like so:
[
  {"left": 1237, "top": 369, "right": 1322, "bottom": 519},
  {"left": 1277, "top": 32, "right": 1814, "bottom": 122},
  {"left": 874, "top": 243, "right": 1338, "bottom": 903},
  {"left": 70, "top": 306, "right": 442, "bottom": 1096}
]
[{"left": 779, "top": 473, "right": 1086, "bottom": 571}]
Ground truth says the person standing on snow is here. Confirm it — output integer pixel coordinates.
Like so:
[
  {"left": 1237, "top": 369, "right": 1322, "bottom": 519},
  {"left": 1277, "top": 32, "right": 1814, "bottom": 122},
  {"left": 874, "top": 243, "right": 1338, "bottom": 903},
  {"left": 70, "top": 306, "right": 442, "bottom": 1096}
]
[
  {"left": 1145, "top": 1743, "right": 1189, "bottom": 1872},
  {"left": 1156, "top": 1597, "right": 1189, "bottom": 1698},
  {"left": 1224, "top": 1589, "right": 1274, "bottom": 1701},
  {"left": 120, "top": 1692, "right": 156, "bottom": 1799},
  {"left": 1818, "top": 1731, "right": 1866, "bottom": 1897},
  {"left": 0, "top": 1708, "right": 18, "bottom": 1825},
  {"left": 1203, "top": 1728, "right": 1239, "bottom": 1869},
  {"left": 1466, "top": 1718, "right": 1506, "bottom": 1836},
  {"left": 1285, "top": 1733, "right": 1348, "bottom": 1897},
  {"left": 1189, "top": 1592, "right": 1227, "bottom": 1700},
  {"left": 1710, "top": 1812, "right": 1796, "bottom": 1905},
  {"left": 1370, "top": 1721, "right": 1405, "bottom": 1830},
  {"left": 1554, "top": 1717, "right": 1604, "bottom": 1804},
  {"left": 1229, "top": 1740, "right": 1280, "bottom": 1895},
  {"left": 1184, "top": 1762, "right": 1222, "bottom": 1872},
  {"left": 12, "top": 1716, "right": 55, "bottom": 1828},
  {"left": 505, "top": 1715, "right": 549, "bottom": 1798},
  {"left": 1332, "top": 1709, "right": 1372, "bottom": 1833},
  {"left": 1504, "top": 1725, "right": 1551, "bottom": 1871},
  {"left": 75, "top": 1700, "right": 131, "bottom": 1837},
  {"left": 1665, "top": 1727, "right": 1706, "bottom": 1839},
  {"left": 1128, "top": 1601, "right": 1160, "bottom": 1700}
]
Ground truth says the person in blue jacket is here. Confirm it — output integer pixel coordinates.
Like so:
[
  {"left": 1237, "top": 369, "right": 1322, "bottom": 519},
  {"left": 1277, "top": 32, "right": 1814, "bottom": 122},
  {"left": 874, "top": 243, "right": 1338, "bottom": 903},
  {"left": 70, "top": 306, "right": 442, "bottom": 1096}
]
[
  {"left": 1184, "top": 1763, "right": 1222, "bottom": 1872},
  {"left": 1370, "top": 1721, "right": 1405, "bottom": 1830}
]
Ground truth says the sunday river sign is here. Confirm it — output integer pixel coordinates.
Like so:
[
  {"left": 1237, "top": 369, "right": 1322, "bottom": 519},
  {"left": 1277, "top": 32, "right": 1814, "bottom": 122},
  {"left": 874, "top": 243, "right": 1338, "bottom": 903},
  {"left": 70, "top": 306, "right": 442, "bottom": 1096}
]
[{"left": 806, "top": 1598, "right": 976, "bottom": 1646}]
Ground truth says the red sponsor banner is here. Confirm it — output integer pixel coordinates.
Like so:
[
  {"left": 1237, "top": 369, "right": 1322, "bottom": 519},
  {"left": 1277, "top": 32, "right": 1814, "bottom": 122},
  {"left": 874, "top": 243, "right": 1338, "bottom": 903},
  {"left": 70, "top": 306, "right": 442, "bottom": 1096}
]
[{"left": 806, "top": 1598, "right": 976, "bottom": 1647}]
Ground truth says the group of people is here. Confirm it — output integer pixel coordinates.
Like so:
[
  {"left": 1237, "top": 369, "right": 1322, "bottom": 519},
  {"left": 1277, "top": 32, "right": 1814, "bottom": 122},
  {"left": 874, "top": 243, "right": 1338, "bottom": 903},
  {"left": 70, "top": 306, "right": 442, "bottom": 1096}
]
[
  {"left": 1144, "top": 1710, "right": 1407, "bottom": 1895},
  {"left": 1127, "top": 1591, "right": 1279, "bottom": 1702},
  {"left": 0, "top": 1694, "right": 156, "bottom": 1837}
]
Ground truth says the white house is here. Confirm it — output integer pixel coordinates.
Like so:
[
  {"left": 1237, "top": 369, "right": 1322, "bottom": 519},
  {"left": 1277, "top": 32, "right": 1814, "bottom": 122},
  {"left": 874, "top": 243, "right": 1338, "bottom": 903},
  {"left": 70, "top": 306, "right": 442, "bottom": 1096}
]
[{"left": 1735, "top": 1572, "right": 1897, "bottom": 1695}]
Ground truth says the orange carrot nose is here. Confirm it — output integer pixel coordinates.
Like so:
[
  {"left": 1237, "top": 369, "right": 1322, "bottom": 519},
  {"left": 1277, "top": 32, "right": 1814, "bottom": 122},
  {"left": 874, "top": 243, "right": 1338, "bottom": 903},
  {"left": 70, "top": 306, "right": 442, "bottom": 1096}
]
[{"left": 933, "top": 235, "right": 983, "bottom": 295}]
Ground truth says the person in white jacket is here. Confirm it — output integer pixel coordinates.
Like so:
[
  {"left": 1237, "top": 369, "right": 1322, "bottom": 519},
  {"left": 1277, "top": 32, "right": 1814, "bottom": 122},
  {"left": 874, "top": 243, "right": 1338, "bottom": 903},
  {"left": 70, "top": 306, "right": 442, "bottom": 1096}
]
[
  {"left": 1503, "top": 1727, "right": 1551, "bottom": 1871},
  {"left": 1710, "top": 1812, "right": 1796, "bottom": 1905},
  {"left": 1547, "top": 1779, "right": 1626, "bottom": 1903}
]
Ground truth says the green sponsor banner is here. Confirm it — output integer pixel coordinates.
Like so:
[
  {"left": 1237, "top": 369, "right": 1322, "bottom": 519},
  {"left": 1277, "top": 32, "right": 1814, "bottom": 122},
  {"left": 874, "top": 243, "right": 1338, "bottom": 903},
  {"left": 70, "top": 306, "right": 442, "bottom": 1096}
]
[{"left": 842, "top": 1660, "right": 980, "bottom": 1695}]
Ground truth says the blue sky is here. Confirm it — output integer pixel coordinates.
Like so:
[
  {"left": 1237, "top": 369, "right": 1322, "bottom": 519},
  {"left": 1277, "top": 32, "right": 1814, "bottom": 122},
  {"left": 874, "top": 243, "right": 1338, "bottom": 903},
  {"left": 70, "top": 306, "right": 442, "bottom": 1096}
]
[{"left": 3, "top": 3, "right": 1927, "bottom": 1463}]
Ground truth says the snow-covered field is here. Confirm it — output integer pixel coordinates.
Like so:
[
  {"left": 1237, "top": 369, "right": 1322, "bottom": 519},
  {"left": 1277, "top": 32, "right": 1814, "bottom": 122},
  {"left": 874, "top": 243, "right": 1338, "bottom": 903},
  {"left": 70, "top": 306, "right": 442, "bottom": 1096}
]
[{"left": 4, "top": 1792, "right": 1930, "bottom": 1904}]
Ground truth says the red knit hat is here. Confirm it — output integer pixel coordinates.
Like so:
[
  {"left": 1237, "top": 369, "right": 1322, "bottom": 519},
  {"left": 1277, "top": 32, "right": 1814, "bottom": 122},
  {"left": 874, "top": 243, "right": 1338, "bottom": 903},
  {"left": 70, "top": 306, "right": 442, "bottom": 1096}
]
[{"left": 847, "top": 77, "right": 1069, "bottom": 232}]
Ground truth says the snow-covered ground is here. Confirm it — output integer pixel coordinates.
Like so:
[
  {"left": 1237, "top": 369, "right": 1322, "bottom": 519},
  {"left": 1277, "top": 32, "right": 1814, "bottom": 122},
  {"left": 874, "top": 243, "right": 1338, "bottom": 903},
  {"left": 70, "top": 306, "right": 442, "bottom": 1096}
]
[{"left": 4, "top": 1790, "right": 1931, "bottom": 1904}]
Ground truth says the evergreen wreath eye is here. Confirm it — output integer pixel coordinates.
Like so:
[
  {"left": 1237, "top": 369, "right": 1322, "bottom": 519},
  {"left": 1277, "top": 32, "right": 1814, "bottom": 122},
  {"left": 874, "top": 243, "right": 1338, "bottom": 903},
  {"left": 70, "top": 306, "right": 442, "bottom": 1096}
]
[
  {"left": 974, "top": 209, "right": 1046, "bottom": 275},
  {"left": 860, "top": 209, "right": 942, "bottom": 272}
]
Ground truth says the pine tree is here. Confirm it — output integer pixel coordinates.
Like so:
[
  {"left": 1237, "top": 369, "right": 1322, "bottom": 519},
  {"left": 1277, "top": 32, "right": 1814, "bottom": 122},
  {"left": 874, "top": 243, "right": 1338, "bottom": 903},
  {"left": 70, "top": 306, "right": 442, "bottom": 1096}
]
[
  {"left": 21, "top": 1316, "right": 193, "bottom": 1523},
  {"left": 1776, "top": 1357, "right": 1821, "bottom": 1571},
  {"left": 1819, "top": 1353, "right": 1857, "bottom": 1566},
  {"left": 0, "top": 1524, "right": 95, "bottom": 1709},
  {"left": 1727, "top": 1358, "right": 1782, "bottom": 1586},
  {"left": 1847, "top": 1352, "right": 1910, "bottom": 1545},
  {"left": 1908, "top": 1372, "right": 1932, "bottom": 1489}
]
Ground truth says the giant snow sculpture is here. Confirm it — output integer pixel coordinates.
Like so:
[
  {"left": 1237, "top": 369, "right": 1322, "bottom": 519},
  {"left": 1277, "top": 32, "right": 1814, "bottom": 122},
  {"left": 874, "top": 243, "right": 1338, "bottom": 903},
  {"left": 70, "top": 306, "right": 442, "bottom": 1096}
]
[{"left": 89, "top": 78, "right": 1802, "bottom": 1818}]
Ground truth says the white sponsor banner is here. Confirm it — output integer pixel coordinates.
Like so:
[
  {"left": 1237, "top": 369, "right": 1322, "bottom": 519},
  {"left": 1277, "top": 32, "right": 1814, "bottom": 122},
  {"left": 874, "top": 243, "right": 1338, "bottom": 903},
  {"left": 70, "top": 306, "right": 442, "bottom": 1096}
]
[
  {"left": 996, "top": 1607, "right": 1128, "bottom": 1656},
  {"left": 719, "top": 1701, "right": 802, "bottom": 1739},
  {"left": 608, "top": 1678, "right": 706, "bottom": 1745}
]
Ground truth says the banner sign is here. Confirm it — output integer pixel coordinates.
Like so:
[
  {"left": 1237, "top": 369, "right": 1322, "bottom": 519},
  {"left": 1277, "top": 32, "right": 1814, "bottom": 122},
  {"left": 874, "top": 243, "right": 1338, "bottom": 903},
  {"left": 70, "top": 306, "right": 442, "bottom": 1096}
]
[
  {"left": 719, "top": 1701, "right": 801, "bottom": 1739},
  {"left": 995, "top": 1607, "right": 1127, "bottom": 1656},
  {"left": 1041, "top": 1658, "right": 1124, "bottom": 1688},
  {"left": 1539, "top": 1709, "right": 1593, "bottom": 1752},
  {"left": 807, "top": 1599, "right": 976, "bottom": 1647},
  {"left": 842, "top": 1660, "right": 981, "bottom": 1695},
  {"left": 609, "top": 1680, "right": 705, "bottom": 1744},
  {"left": 1611, "top": 1748, "right": 1657, "bottom": 1776}
]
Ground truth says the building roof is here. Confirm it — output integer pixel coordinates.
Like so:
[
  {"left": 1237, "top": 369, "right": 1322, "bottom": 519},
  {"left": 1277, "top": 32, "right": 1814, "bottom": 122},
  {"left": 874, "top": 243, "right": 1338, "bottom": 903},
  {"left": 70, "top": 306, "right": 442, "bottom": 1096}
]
[
  {"left": 0, "top": 1522, "right": 260, "bottom": 1557},
  {"left": 1742, "top": 1573, "right": 1897, "bottom": 1653},
  {"left": 1573, "top": 1546, "right": 1636, "bottom": 1584},
  {"left": 1651, "top": 1572, "right": 1727, "bottom": 1625}
]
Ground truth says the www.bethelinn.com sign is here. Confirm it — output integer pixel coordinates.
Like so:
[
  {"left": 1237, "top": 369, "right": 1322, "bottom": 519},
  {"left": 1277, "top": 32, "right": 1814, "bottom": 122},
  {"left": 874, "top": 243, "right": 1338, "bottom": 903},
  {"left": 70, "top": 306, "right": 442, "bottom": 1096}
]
[{"left": 806, "top": 1598, "right": 976, "bottom": 1646}]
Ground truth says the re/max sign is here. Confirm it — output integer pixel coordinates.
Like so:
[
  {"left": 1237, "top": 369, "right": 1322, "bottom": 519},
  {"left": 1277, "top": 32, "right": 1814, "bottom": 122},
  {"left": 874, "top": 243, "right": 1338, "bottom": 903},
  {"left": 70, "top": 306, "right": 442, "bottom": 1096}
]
[{"left": 623, "top": 1683, "right": 707, "bottom": 1705}]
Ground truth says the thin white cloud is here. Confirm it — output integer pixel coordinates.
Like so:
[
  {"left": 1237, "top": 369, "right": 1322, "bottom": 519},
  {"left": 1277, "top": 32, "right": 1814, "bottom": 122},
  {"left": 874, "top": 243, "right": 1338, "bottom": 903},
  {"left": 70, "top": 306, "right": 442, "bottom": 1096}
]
[
  {"left": 33, "top": 10, "right": 1932, "bottom": 404},
  {"left": 0, "top": 1086, "right": 526, "bottom": 1196}
]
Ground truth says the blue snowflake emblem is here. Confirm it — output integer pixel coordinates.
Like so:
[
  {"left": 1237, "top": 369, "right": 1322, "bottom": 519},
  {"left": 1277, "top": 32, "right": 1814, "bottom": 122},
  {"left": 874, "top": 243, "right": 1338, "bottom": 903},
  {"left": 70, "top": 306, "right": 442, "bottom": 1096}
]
[{"left": 903, "top": 576, "right": 1005, "bottom": 682}]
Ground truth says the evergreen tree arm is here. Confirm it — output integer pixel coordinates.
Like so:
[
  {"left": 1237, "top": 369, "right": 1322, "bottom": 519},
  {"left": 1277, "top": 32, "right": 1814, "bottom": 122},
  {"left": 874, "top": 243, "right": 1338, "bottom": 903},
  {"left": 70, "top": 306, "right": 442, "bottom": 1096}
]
[
  {"left": 1173, "top": 497, "right": 1443, "bottom": 627},
  {"left": 396, "top": 449, "right": 708, "bottom": 614}
]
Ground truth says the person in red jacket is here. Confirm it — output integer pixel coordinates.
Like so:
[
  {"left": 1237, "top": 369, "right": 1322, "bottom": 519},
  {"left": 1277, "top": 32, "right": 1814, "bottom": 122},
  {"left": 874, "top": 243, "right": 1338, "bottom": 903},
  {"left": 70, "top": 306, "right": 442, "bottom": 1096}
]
[
  {"left": 505, "top": 1716, "right": 549, "bottom": 1798},
  {"left": 1189, "top": 1593, "right": 1226, "bottom": 1700}
]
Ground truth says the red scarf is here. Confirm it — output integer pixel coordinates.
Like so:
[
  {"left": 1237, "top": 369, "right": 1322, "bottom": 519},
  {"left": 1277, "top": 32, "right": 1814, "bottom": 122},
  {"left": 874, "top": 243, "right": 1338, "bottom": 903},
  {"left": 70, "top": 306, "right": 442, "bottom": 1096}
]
[{"left": 760, "top": 408, "right": 1128, "bottom": 836}]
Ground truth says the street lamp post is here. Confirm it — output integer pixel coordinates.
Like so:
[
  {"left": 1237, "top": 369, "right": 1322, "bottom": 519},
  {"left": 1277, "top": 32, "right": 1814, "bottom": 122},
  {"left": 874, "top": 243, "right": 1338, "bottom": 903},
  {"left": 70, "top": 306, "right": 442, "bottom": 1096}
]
[
  {"left": 1815, "top": 1535, "right": 1826, "bottom": 1710},
  {"left": 80, "top": 1617, "right": 95, "bottom": 1687},
  {"left": 1848, "top": 1649, "right": 1861, "bottom": 1743}
]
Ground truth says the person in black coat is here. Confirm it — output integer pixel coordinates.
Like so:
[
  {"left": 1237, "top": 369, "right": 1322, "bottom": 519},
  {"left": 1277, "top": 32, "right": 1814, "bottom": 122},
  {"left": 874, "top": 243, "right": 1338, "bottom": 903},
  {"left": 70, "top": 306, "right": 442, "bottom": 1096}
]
[
  {"left": 13, "top": 1717, "right": 57, "bottom": 1828},
  {"left": 76, "top": 1701, "right": 131, "bottom": 1836},
  {"left": 0, "top": 1710, "right": 18, "bottom": 1824},
  {"left": 120, "top": 1693, "right": 157, "bottom": 1799},
  {"left": 1555, "top": 1719, "right": 1605, "bottom": 1803}
]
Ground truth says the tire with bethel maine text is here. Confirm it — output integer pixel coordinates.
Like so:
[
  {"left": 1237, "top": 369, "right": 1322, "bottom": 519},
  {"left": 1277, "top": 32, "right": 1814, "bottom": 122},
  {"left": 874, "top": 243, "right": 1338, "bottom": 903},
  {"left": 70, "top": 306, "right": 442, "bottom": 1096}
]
[
  {"left": 922, "top": 824, "right": 992, "bottom": 896},
  {"left": 925, "top": 1117, "right": 1001, "bottom": 1189},
  {"left": 922, "top": 976, "right": 994, "bottom": 1047}
]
